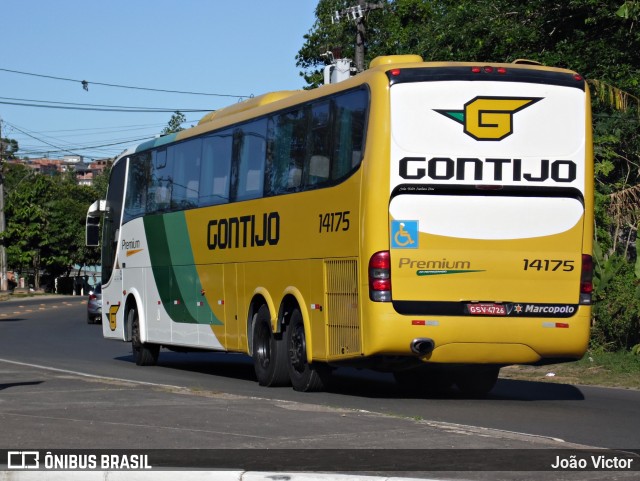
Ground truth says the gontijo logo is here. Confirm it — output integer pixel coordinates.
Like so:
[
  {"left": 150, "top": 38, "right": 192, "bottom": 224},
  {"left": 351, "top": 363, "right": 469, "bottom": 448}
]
[{"left": 436, "top": 96, "right": 542, "bottom": 141}]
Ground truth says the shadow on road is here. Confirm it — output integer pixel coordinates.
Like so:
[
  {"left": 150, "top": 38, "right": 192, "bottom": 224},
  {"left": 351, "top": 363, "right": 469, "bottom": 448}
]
[
  {"left": 0, "top": 380, "right": 44, "bottom": 391},
  {"left": 320, "top": 369, "right": 585, "bottom": 402},
  {"left": 114, "top": 350, "right": 585, "bottom": 402},
  {"left": 490, "top": 378, "right": 584, "bottom": 401},
  {"left": 115, "top": 350, "right": 257, "bottom": 382}
]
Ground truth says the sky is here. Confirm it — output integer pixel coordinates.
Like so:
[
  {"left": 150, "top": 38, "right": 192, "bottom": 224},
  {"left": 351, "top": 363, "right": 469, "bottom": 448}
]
[{"left": 0, "top": 0, "right": 319, "bottom": 162}]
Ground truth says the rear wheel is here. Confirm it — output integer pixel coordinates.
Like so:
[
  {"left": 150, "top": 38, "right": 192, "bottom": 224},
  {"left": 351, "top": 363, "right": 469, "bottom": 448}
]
[
  {"left": 454, "top": 365, "right": 500, "bottom": 397},
  {"left": 252, "top": 305, "right": 289, "bottom": 387},
  {"left": 287, "top": 308, "right": 328, "bottom": 392},
  {"left": 130, "top": 307, "right": 159, "bottom": 366}
]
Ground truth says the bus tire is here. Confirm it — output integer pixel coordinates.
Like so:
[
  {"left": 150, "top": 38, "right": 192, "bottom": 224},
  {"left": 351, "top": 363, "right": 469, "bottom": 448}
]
[
  {"left": 454, "top": 365, "right": 500, "bottom": 397},
  {"left": 252, "top": 305, "right": 289, "bottom": 387},
  {"left": 286, "top": 307, "right": 328, "bottom": 392},
  {"left": 130, "top": 307, "right": 159, "bottom": 366}
]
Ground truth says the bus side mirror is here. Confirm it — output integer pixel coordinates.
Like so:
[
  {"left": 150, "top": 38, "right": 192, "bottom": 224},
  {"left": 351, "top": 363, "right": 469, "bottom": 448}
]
[
  {"left": 86, "top": 200, "right": 106, "bottom": 247},
  {"left": 86, "top": 217, "right": 101, "bottom": 247}
]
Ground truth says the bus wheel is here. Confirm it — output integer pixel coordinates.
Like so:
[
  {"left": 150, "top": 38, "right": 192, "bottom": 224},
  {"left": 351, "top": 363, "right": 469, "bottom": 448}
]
[
  {"left": 252, "top": 305, "right": 289, "bottom": 387},
  {"left": 286, "top": 308, "right": 328, "bottom": 392},
  {"left": 454, "top": 365, "right": 500, "bottom": 397},
  {"left": 129, "top": 307, "right": 159, "bottom": 366}
]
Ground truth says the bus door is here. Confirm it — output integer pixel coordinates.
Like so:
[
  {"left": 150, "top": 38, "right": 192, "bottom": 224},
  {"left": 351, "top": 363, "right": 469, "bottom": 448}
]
[{"left": 388, "top": 70, "right": 588, "bottom": 317}]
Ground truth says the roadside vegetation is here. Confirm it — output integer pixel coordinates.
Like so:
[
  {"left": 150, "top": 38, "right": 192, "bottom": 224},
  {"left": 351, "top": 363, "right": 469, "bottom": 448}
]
[{"left": 502, "top": 349, "right": 640, "bottom": 390}]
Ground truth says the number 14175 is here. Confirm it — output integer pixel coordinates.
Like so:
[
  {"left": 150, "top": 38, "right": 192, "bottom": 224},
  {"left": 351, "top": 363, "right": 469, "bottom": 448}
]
[{"left": 523, "top": 258, "right": 574, "bottom": 272}]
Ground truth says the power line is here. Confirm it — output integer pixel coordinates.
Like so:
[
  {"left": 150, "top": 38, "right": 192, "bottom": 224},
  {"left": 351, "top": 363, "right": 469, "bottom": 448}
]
[
  {"left": 0, "top": 67, "right": 251, "bottom": 99},
  {"left": 32, "top": 121, "right": 178, "bottom": 135},
  {"left": 5, "top": 120, "right": 157, "bottom": 158},
  {"left": 7, "top": 121, "right": 89, "bottom": 158},
  {"left": 0, "top": 98, "right": 211, "bottom": 113},
  {"left": 17, "top": 136, "right": 153, "bottom": 156}
]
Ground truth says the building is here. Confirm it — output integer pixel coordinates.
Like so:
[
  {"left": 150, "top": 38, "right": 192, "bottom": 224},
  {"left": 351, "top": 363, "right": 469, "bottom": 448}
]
[{"left": 9, "top": 157, "right": 112, "bottom": 186}]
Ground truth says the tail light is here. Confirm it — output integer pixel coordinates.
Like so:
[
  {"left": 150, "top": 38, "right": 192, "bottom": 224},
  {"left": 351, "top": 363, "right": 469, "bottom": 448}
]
[
  {"left": 89, "top": 293, "right": 97, "bottom": 301},
  {"left": 580, "top": 254, "right": 593, "bottom": 305},
  {"left": 369, "top": 251, "right": 391, "bottom": 302}
]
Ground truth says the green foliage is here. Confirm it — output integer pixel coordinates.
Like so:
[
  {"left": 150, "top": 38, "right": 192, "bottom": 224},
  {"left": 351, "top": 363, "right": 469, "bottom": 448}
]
[
  {"left": 1, "top": 137, "right": 19, "bottom": 159},
  {"left": 593, "top": 243, "right": 624, "bottom": 294},
  {"left": 162, "top": 111, "right": 187, "bottom": 135},
  {"left": 91, "top": 165, "right": 111, "bottom": 199},
  {"left": 299, "top": 1, "right": 640, "bottom": 90},
  {"left": 592, "top": 260, "right": 640, "bottom": 351},
  {"left": 2, "top": 163, "right": 102, "bottom": 288}
]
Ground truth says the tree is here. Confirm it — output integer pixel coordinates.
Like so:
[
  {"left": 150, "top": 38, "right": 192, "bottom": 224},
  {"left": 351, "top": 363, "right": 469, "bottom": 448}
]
[
  {"left": 42, "top": 171, "right": 101, "bottom": 281},
  {"left": 1, "top": 164, "right": 104, "bottom": 290},
  {"left": 1, "top": 137, "right": 19, "bottom": 160},
  {"left": 2, "top": 164, "right": 52, "bottom": 288},
  {"left": 298, "top": 1, "right": 640, "bottom": 92},
  {"left": 162, "top": 111, "right": 187, "bottom": 135}
]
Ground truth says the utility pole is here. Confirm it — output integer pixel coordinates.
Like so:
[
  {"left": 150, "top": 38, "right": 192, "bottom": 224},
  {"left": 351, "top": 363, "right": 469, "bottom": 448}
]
[
  {"left": 332, "top": 0, "right": 384, "bottom": 73},
  {"left": 0, "top": 118, "right": 6, "bottom": 292}
]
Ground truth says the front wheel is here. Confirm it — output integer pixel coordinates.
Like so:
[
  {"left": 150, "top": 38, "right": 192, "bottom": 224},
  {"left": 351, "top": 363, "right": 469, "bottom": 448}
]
[
  {"left": 287, "top": 308, "right": 329, "bottom": 392},
  {"left": 130, "top": 307, "right": 159, "bottom": 366}
]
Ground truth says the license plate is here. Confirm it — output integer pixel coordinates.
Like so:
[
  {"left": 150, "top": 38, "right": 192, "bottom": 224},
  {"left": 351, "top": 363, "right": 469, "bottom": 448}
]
[{"left": 467, "top": 303, "right": 507, "bottom": 316}]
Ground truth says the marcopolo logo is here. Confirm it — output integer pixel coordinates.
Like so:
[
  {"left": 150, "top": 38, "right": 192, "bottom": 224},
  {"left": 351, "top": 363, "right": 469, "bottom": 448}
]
[{"left": 436, "top": 96, "right": 542, "bottom": 141}]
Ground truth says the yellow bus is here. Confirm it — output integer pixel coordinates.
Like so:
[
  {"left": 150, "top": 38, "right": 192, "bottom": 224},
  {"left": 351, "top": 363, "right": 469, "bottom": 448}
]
[{"left": 86, "top": 55, "right": 593, "bottom": 395}]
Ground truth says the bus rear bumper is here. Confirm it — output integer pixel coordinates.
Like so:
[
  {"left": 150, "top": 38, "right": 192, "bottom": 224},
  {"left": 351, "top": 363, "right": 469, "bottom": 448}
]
[{"left": 358, "top": 306, "right": 591, "bottom": 366}]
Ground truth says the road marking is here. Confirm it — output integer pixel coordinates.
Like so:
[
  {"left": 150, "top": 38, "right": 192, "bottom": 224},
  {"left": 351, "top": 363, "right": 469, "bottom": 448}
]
[{"left": 0, "top": 358, "right": 186, "bottom": 391}]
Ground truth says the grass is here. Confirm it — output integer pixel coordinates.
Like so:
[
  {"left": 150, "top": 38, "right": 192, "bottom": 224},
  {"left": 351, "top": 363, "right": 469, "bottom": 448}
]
[{"left": 501, "top": 349, "right": 640, "bottom": 390}]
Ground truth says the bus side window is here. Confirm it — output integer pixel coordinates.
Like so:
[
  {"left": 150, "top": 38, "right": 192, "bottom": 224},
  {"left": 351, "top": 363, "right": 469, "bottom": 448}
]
[
  {"left": 306, "top": 101, "right": 331, "bottom": 187},
  {"left": 200, "top": 131, "right": 232, "bottom": 206},
  {"left": 148, "top": 149, "right": 172, "bottom": 213},
  {"left": 332, "top": 89, "right": 367, "bottom": 181},
  {"left": 170, "top": 138, "right": 201, "bottom": 210},
  {"left": 147, "top": 150, "right": 160, "bottom": 213},
  {"left": 266, "top": 109, "right": 305, "bottom": 195},
  {"left": 235, "top": 118, "right": 267, "bottom": 201},
  {"left": 123, "top": 153, "right": 149, "bottom": 223}
]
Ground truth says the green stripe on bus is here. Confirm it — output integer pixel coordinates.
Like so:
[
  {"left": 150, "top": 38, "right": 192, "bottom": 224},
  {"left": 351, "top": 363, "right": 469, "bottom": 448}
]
[{"left": 144, "top": 213, "right": 222, "bottom": 325}]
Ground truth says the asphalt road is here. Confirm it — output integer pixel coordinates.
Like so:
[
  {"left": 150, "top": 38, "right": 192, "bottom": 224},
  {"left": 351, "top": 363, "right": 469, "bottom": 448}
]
[{"left": 1, "top": 295, "right": 639, "bottom": 480}]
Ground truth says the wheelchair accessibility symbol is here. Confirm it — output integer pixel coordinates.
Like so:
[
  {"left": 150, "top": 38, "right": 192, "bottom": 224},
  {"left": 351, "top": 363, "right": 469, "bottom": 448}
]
[{"left": 391, "top": 220, "right": 419, "bottom": 249}]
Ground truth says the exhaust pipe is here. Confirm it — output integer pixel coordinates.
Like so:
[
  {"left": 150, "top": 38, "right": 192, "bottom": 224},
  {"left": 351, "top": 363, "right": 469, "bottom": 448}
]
[{"left": 410, "top": 338, "right": 435, "bottom": 356}]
